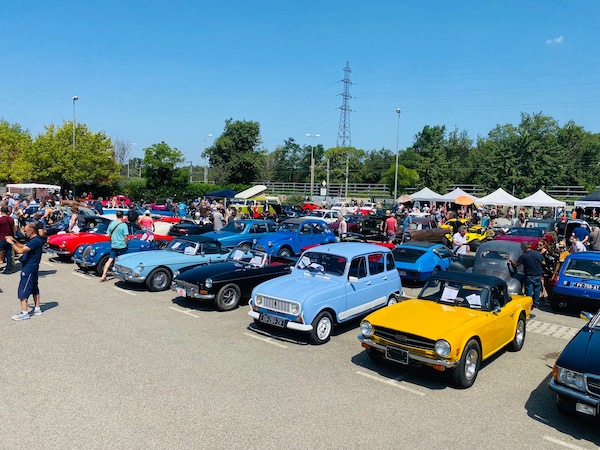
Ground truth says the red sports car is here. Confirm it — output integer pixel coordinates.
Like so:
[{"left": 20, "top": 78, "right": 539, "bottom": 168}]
[
  {"left": 494, "top": 227, "right": 553, "bottom": 249},
  {"left": 101, "top": 195, "right": 132, "bottom": 207},
  {"left": 300, "top": 202, "right": 322, "bottom": 211},
  {"left": 47, "top": 216, "right": 172, "bottom": 260}
]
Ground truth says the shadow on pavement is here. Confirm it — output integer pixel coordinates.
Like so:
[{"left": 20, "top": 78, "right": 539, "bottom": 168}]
[
  {"left": 525, "top": 373, "right": 600, "bottom": 446},
  {"left": 245, "top": 322, "right": 309, "bottom": 346},
  {"left": 37, "top": 301, "right": 59, "bottom": 314},
  {"left": 171, "top": 296, "right": 222, "bottom": 313},
  {"left": 38, "top": 270, "right": 58, "bottom": 277}
]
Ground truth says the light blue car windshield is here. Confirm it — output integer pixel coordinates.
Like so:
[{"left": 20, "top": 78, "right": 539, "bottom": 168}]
[
  {"left": 297, "top": 252, "right": 346, "bottom": 276},
  {"left": 167, "top": 240, "right": 199, "bottom": 255}
]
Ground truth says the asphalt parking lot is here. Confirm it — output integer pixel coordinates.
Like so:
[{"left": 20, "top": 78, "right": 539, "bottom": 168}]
[{"left": 1, "top": 254, "right": 599, "bottom": 450}]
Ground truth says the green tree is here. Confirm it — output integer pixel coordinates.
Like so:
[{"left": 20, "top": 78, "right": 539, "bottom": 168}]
[
  {"left": 0, "top": 120, "right": 32, "bottom": 182},
  {"left": 26, "top": 121, "right": 119, "bottom": 190},
  {"left": 142, "top": 141, "right": 186, "bottom": 190},
  {"left": 359, "top": 148, "right": 395, "bottom": 184},
  {"left": 323, "top": 146, "right": 365, "bottom": 184},
  {"left": 383, "top": 164, "right": 420, "bottom": 195},
  {"left": 203, "top": 119, "right": 265, "bottom": 184}
]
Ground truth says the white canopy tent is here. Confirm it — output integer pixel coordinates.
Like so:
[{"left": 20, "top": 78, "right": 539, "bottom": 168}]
[
  {"left": 477, "top": 188, "right": 521, "bottom": 205},
  {"left": 438, "top": 188, "right": 480, "bottom": 203},
  {"left": 6, "top": 183, "right": 61, "bottom": 191},
  {"left": 517, "top": 190, "right": 565, "bottom": 207},
  {"left": 410, "top": 187, "right": 446, "bottom": 202}
]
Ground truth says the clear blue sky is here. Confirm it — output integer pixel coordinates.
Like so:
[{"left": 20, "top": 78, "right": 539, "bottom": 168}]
[{"left": 1, "top": 1, "right": 599, "bottom": 164}]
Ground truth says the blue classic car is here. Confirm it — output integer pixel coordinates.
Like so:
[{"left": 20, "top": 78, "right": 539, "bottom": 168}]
[
  {"left": 72, "top": 235, "right": 170, "bottom": 276},
  {"left": 549, "top": 310, "right": 600, "bottom": 419},
  {"left": 248, "top": 243, "right": 403, "bottom": 344},
  {"left": 202, "top": 219, "right": 277, "bottom": 249},
  {"left": 172, "top": 247, "right": 294, "bottom": 311},
  {"left": 113, "top": 235, "right": 230, "bottom": 291},
  {"left": 551, "top": 251, "right": 600, "bottom": 312},
  {"left": 253, "top": 217, "right": 336, "bottom": 257},
  {"left": 392, "top": 242, "right": 453, "bottom": 283}
]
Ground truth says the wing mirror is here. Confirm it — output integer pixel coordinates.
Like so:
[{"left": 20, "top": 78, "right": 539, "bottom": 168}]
[
  {"left": 492, "top": 306, "right": 501, "bottom": 314},
  {"left": 349, "top": 276, "right": 359, "bottom": 283},
  {"left": 580, "top": 311, "right": 593, "bottom": 321}
]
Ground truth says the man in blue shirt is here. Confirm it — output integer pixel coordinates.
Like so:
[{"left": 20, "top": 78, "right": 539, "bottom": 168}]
[
  {"left": 177, "top": 201, "right": 188, "bottom": 219},
  {"left": 509, "top": 241, "right": 543, "bottom": 308},
  {"left": 6, "top": 223, "right": 44, "bottom": 320},
  {"left": 100, "top": 211, "right": 129, "bottom": 281}
]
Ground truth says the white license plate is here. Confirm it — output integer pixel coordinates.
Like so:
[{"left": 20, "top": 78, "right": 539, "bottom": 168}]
[
  {"left": 576, "top": 403, "right": 597, "bottom": 416},
  {"left": 259, "top": 313, "right": 287, "bottom": 328},
  {"left": 176, "top": 287, "right": 187, "bottom": 297},
  {"left": 573, "top": 282, "right": 600, "bottom": 291}
]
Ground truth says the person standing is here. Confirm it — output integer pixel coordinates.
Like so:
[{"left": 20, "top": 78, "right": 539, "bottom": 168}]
[
  {"left": 100, "top": 211, "right": 129, "bottom": 282},
  {"left": 509, "top": 241, "right": 543, "bottom": 308},
  {"left": 589, "top": 225, "right": 600, "bottom": 251},
  {"left": 92, "top": 197, "right": 104, "bottom": 215},
  {"left": 0, "top": 205, "right": 16, "bottom": 274},
  {"left": 6, "top": 223, "right": 44, "bottom": 320},
  {"left": 137, "top": 210, "right": 155, "bottom": 233},
  {"left": 570, "top": 235, "right": 586, "bottom": 253},
  {"left": 453, "top": 226, "right": 469, "bottom": 254},
  {"left": 127, "top": 203, "right": 140, "bottom": 225},
  {"left": 177, "top": 200, "right": 188, "bottom": 219},
  {"left": 385, "top": 213, "right": 398, "bottom": 244},
  {"left": 337, "top": 214, "right": 347, "bottom": 239},
  {"left": 213, "top": 207, "right": 225, "bottom": 231}
]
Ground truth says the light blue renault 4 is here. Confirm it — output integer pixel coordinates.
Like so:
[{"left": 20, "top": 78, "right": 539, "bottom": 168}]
[{"left": 248, "top": 243, "right": 403, "bottom": 344}]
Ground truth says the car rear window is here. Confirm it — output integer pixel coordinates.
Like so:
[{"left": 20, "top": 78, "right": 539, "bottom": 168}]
[{"left": 563, "top": 259, "right": 600, "bottom": 281}]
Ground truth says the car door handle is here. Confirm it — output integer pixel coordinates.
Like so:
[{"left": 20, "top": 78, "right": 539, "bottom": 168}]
[
  {"left": 510, "top": 313, "right": 514, "bottom": 317},
  {"left": 365, "top": 281, "right": 372, "bottom": 285},
  {"left": 382, "top": 276, "right": 387, "bottom": 280}
]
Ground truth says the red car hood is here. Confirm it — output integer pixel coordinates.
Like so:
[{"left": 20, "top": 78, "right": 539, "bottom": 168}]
[
  {"left": 48, "top": 232, "right": 172, "bottom": 254},
  {"left": 494, "top": 235, "right": 538, "bottom": 249}
]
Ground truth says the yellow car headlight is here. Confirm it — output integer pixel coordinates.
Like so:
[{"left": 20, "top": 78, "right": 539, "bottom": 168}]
[{"left": 360, "top": 321, "right": 373, "bottom": 337}]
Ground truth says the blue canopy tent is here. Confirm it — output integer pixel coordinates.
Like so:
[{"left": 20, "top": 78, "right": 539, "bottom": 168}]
[{"left": 206, "top": 189, "right": 238, "bottom": 198}]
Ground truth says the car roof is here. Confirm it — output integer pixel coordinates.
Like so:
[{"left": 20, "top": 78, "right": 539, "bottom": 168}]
[
  {"left": 563, "top": 251, "right": 600, "bottom": 262},
  {"left": 431, "top": 270, "right": 508, "bottom": 289},
  {"left": 397, "top": 241, "right": 440, "bottom": 249},
  {"left": 283, "top": 217, "right": 327, "bottom": 224},
  {"left": 304, "top": 242, "right": 391, "bottom": 257}
]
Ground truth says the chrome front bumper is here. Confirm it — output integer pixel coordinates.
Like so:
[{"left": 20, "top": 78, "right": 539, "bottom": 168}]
[
  {"left": 358, "top": 335, "right": 459, "bottom": 368},
  {"left": 113, "top": 270, "right": 146, "bottom": 283},
  {"left": 171, "top": 284, "right": 215, "bottom": 300},
  {"left": 72, "top": 257, "right": 95, "bottom": 267},
  {"left": 548, "top": 379, "right": 600, "bottom": 410}
]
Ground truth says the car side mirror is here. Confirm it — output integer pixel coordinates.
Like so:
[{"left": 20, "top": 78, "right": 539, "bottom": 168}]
[
  {"left": 492, "top": 306, "right": 501, "bottom": 314},
  {"left": 348, "top": 276, "right": 359, "bottom": 283},
  {"left": 580, "top": 311, "right": 594, "bottom": 321}
]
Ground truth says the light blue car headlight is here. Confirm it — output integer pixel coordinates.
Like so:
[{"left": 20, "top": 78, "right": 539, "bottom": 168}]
[
  {"left": 255, "top": 294, "right": 263, "bottom": 306},
  {"left": 136, "top": 263, "right": 144, "bottom": 272}
]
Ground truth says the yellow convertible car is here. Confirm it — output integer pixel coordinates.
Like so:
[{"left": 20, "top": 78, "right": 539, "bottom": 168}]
[
  {"left": 441, "top": 218, "right": 488, "bottom": 250},
  {"left": 358, "top": 271, "right": 532, "bottom": 388}
]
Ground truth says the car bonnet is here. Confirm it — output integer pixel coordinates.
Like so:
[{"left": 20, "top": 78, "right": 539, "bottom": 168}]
[
  {"left": 556, "top": 328, "right": 600, "bottom": 375},
  {"left": 254, "top": 271, "right": 345, "bottom": 302}
]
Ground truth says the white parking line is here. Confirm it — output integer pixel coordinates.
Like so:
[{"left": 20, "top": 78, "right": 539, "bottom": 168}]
[
  {"left": 114, "top": 286, "right": 137, "bottom": 296},
  {"left": 72, "top": 272, "right": 92, "bottom": 279},
  {"left": 243, "top": 332, "right": 288, "bottom": 349},
  {"left": 168, "top": 306, "right": 199, "bottom": 318},
  {"left": 40, "top": 260, "right": 55, "bottom": 266},
  {"left": 543, "top": 436, "right": 590, "bottom": 450},
  {"left": 528, "top": 320, "right": 579, "bottom": 341},
  {"left": 355, "top": 370, "right": 426, "bottom": 396}
]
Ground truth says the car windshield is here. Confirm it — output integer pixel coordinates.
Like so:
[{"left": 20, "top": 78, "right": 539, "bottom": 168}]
[
  {"left": 418, "top": 278, "right": 490, "bottom": 310},
  {"left": 227, "top": 248, "right": 268, "bottom": 267},
  {"left": 308, "top": 210, "right": 325, "bottom": 217},
  {"left": 221, "top": 221, "right": 247, "bottom": 233},
  {"left": 167, "top": 239, "right": 200, "bottom": 255},
  {"left": 506, "top": 228, "right": 542, "bottom": 237},
  {"left": 297, "top": 251, "right": 347, "bottom": 276},
  {"left": 479, "top": 249, "right": 510, "bottom": 261},
  {"left": 278, "top": 222, "right": 301, "bottom": 232},
  {"left": 563, "top": 258, "right": 600, "bottom": 281}
]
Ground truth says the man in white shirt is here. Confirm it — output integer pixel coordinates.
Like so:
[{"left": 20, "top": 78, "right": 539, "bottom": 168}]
[
  {"left": 336, "top": 215, "right": 347, "bottom": 240},
  {"left": 453, "top": 226, "right": 469, "bottom": 254},
  {"left": 570, "top": 235, "right": 586, "bottom": 253}
]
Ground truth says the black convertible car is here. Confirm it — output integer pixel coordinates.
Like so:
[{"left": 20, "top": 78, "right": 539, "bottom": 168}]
[
  {"left": 549, "top": 310, "right": 600, "bottom": 420},
  {"left": 167, "top": 219, "right": 214, "bottom": 237},
  {"left": 171, "top": 247, "right": 294, "bottom": 311}
]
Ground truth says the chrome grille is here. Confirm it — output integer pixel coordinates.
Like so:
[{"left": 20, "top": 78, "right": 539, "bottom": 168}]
[
  {"left": 587, "top": 375, "right": 600, "bottom": 396},
  {"left": 256, "top": 294, "right": 295, "bottom": 314},
  {"left": 374, "top": 327, "right": 435, "bottom": 350},
  {"left": 82, "top": 246, "right": 93, "bottom": 263},
  {"left": 114, "top": 264, "right": 131, "bottom": 275},
  {"left": 173, "top": 280, "right": 199, "bottom": 291}
]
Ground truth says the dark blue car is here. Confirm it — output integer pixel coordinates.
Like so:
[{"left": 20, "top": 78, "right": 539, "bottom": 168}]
[{"left": 551, "top": 251, "right": 600, "bottom": 312}]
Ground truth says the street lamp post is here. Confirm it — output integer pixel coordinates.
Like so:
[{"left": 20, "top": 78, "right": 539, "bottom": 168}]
[
  {"left": 306, "top": 133, "right": 320, "bottom": 200},
  {"left": 72, "top": 96, "right": 79, "bottom": 152},
  {"left": 394, "top": 108, "right": 401, "bottom": 206}
]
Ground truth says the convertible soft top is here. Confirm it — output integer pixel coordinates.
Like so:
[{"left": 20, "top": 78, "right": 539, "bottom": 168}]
[{"left": 430, "top": 271, "right": 508, "bottom": 289}]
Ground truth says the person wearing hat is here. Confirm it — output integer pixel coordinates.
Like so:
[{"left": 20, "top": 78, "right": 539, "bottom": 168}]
[
  {"left": 0, "top": 205, "right": 16, "bottom": 274},
  {"left": 137, "top": 210, "right": 155, "bottom": 233},
  {"left": 385, "top": 212, "right": 399, "bottom": 244}
]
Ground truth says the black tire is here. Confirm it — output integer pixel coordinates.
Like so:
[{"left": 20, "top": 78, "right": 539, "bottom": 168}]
[
  {"left": 387, "top": 294, "right": 399, "bottom": 306},
  {"left": 309, "top": 311, "right": 333, "bottom": 345},
  {"left": 146, "top": 268, "right": 172, "bottom": 292},
  {"left": 76, "top": 262, "right": 89, "bottom": 271},
  {"left": 95, "top": 255, "right": 110, "bottom": 277},
  {"left": 239, "top": 242, "right": 251, "bottom": 250},
  {"left": 550, "top": 295, "right": 568, "bottom": 312},
  {"left": 453, "top": 339, "right": 481, "bottom": 389},
  {"left": 215, "top": 283, "right": 242, "bottom": 311},
  {"left": 508, "top": 313, "right": 526, "bottom": 351},
  {"left": 278, "top": 247, "right": 293, "bottom": 258}
]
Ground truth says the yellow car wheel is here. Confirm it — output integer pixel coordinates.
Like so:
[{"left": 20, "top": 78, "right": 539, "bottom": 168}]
[
  {"left": 454, "top": 339, "right": 481, "bottom": 389},
  {"left": 508, "top": 313, "right": 526, "bottom": 352}
]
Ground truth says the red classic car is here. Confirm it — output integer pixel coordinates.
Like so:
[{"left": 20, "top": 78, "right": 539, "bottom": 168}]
[
  {"left": 47, "top": 216, "right": 172, "bottom": 260},
  {"left": 494, "top": 227, "right": 553, "bottom": 249},
  {"left": 101, "top": 195, "right": 132, "bottom": 207},
  {"left": 300, "top": 202, "right": 322, "bottom": 211}
]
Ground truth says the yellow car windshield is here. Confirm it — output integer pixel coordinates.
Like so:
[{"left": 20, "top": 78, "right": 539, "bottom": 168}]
[{"left": 419, "top": 279, "right": 490, "bottom": 310}]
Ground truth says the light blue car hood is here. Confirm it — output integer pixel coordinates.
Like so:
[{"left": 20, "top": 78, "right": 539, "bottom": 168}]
[
  {"left": 115, "top": 249, "right": 222, "bottom": 268},
  {"left": 254, "top": 270, "right": 345, "bottom": 303}
]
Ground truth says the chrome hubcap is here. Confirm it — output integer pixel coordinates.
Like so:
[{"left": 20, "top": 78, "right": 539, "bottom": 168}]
[
  {"left": 387, "top": 297, "right": 397, "bottom": 306},
  {"left": 516, "top": 320, "right": 525, "bottom": 346},
  {"left": 154, "top": 273, "right": 167, "bottom": 288},
  {"left": 465, "top": 348, "right": 478, "bottom": 380},
  {"left": 223, "top": 289, "right": 237, "bottom": 306}
]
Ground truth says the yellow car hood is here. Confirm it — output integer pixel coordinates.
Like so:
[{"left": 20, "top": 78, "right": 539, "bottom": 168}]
[{"left": 366, "top": 299, "right": 483, "bottom": 340}]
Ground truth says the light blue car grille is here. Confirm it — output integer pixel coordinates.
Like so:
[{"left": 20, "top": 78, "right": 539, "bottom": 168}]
[
  {"left": 114, "top": 264, "right": 131, "bottom": 275},
  {"left": 256, "top": 294, "right": 295, "bottom": 314}
]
